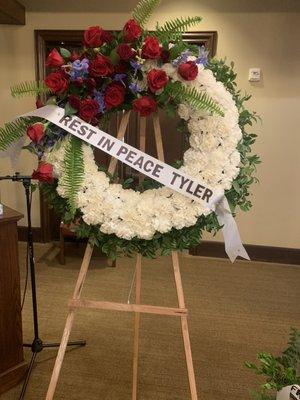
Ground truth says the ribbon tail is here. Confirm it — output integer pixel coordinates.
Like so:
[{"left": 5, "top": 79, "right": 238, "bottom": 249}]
[{"left": 215, "top": 197, "right": 250, "bottom": 263}]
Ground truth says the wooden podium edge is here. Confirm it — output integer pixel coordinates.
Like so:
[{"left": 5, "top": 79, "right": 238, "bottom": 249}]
[{"left": 0, "top": 361, "right": 28, "bottom": 395}]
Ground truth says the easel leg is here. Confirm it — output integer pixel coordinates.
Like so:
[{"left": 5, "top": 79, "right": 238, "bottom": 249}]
[
  {"left": 132, "top": 254, "right": 142, "bottom": 400},
  {"left": 46, "top": 243, "right": 94, "bottom": 400},
  {"left": 172, "top": 251, "right": 198, "bottom": 400}
]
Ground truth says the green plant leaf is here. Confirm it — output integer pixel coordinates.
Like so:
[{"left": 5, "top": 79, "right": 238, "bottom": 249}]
[
  {"left": 132, "top": 0, "right": 161, "bottom": 27},
  {"left": 60, "top": 135, "right": 84, "bottom": 217},
  {"left": 166, "top": 81, "right": 224, "bottom": 116},
  {"left": 0, "top": 118, "right": 33, "bottom": 151},
  {"left": 155, "top": 16, "right": 202, "bottom": 42},
  {"left": 60, "top": 47, "right": 71, "bottom": 59},
  {"left": 10, "top": 80, "right": 51, "bottom": 98}
]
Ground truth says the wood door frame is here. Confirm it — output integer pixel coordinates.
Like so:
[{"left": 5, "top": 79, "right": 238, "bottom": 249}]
[{"left": 34, "top": 29, "right": 218, "bottom": 242}]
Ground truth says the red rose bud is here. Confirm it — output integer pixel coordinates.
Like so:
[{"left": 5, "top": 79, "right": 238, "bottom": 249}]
[
  {"left": 104, "top": 83, "right": 125, "bottom": 109},
  {"left": 161, "top": 49, "right": 170, "bottom": 63},
  {"left": 116, "top": 43, "right": 135, "bottom": 60},
  {"left": 45, "top": 71, "right": 69, "bottom": 94},
  {"left": 83, "top": 26, "right": 103, "bottom": 47},
  {"left": 141, "top": 36, "right": 161, "bottom": 59},
  {"left": 36, "top": 98, "right": 44, "bottom": 109},
  {"left": 89, "top": 54, "right": 114, "bottom": 78},
  {"left": 32, "top": 162, "right": 53, "bottom": 184},
  {"left": 68, "top": 94, "right": 81, "bottom": 110},
  {"left": 70, "top": 51, "right": 80, "bottom": 62},
  {"left": 45, "top": 48, "right": 64, "bottom": 67},
  {"left": 115, "top": 62, "right": 127, "bottom": 74},
  {"left": 178, "top": 61, "right": 198, "bottom": 81},
  {"left": 133, "top": 96, "right": 157, "bottom": 117},
  {"left": 79, "top": 98, "right": 99, "bottom": 122},
  {"left": 147, "top": 69, "right": 168, "bottom": 93},
  {"left": 102, "top": 30, "right": 114, "bottom": 43},
  {"left": 27, "top": 123, "right": 45, "bottom": 143},
  {"left": 123, "top": 18, "right": 142, "bottom": 42}
]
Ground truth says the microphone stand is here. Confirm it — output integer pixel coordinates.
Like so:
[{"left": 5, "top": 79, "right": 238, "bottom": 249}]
[{"left": 0, "top": 173, "right": 86, "bottom": 399}]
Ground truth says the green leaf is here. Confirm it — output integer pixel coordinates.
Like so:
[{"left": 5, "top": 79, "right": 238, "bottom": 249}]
[
  {"left": 155, "top": 16, "right": 202, "bottom": 42},
  {"left": 0, "top": 118, "right": 33, "bottom": 151},
  {"left": 61, "top": 135, "right": 84, "bottom": 217},
  {"left": 65, "top": 102, "right": 77, "bottom": 116},
  {"left": 60, "top": 47, "right": 71, "bottom": 59},
  {"left": 11, "top": 81, "right": 51, "bottom": 98},
  {"left": 132, "top": 0, "right": 161, "bottom": 27},
  {"left": 166, "top": 81, "right": 224, "bottom": 116}
]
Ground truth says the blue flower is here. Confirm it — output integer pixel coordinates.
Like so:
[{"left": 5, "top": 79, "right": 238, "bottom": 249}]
[
  {"left": 70, "top": 58, "right": 89, "bottom": 80},
  {"left": 129, "top": 82, "right": 142, "bottom": 94},
  {"left": 113, "top": 73, "right": 127, "bottom": 86},
  {"left": 130, "top": 60, "right": 142, "bottom": 76},
  {"left": 195, "top": 46, "right": 209, "bottom": 66},
  {"left": 93, "top": 90, "right": 106, "bottom": 114}
]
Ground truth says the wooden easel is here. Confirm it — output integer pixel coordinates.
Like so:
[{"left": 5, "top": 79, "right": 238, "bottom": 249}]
[{"left": 45, "top": 111, "right": 198, "bottom": 400}]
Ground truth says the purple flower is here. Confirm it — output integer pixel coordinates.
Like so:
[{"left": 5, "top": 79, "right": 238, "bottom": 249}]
[
  {"left": 195, "top": 46, "right": 209, "bottom": 66},
  {"left": 172, "top": 50, "right": 190, "bottom": 67},
  {"left": 129, "top": 82, "right": 142, "bottom": 94},
  {"left": 113, "top": 73, "right": 127, "bottom": 86},
  {"left": 70, "top": 58, "right": 89, "bottom": 80},
  {"left": 130, "top": 60, "right": 142, "bottom": 76},
  {"left": 93, "top": 90, "right": 106, "bottom": 114}
]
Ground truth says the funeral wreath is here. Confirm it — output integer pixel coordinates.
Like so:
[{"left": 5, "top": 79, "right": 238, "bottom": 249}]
[{"left": 0, "top": 0, "right": 260, "bottom": 259}]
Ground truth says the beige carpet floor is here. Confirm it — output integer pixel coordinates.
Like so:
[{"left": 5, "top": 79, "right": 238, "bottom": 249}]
[{"left": 2, "top": 242, "right": 300, "bottom": 400}]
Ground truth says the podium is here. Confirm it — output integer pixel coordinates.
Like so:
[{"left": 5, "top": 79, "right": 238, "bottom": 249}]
[{"left": 0, "top": 205, "right": 27, "bottom": 394}]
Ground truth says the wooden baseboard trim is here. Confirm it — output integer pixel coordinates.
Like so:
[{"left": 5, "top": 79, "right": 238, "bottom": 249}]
[
  {"left": 0, "top": 361, "right": 28, "bottom": 394},
  {"left": 18, "top": 226, "right": 43, "bottom": 242},
  {"left": 190, "top": 241, "right": 300, "bottom": 265}
]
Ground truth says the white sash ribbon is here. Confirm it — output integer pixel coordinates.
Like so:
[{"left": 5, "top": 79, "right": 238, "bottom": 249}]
[
  {"left": 20, "top": 105, "right": 249, "bottom": 262},
  {"left": 277, "top": 385, "right": 300, "bottom": 400}
]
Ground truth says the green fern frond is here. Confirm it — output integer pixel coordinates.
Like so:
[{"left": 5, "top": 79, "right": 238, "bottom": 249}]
[
  {"left": 0, "top": 118, "right": 33, "bottom": 151},
  {"left": 156, "top": 16, "right": 202, "bottom": 42},
  {"left": 11, "top": 81, "right": 50, "bottom": 98},
  {"left": 61, "top": 136, "right": 84, "bottom": 217},
  {"left": 132, "top": 0, "right": 161, "bottom": 27},
  {"left": 166, "top": 82, "right": 224, "bottom": 116}
]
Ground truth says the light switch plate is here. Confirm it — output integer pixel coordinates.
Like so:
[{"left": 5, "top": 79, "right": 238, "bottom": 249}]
[{"left": 249, "top": 68, "right": 261, "bottom": 82}]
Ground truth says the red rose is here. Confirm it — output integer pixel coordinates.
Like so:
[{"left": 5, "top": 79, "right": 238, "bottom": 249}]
[
  {"left": 147, "top": 69, "right": 168, "bottom": 92},
  {"left": 117, "top": 43, "right": 135, "bottom": 60},
  {"left": 161, "top": 49, "right": 170, "bottom": 63},
  {"left": 79, "top": 98, "right": 99, "bottom": 122},
  {"left": 115, "top": 62, "right": 127, "bottom": 74},
  {"left": 46, "top": 48, "right": 64, "bottom": 67},
  {"left": 83, "top": 26, "right": 103, "bottom": 47},
  {"left": 89, "top": 55, "right": 114, "bottom": 78},
  {"left": 70, "top": 51, "right": 80, "bottom": 62},
  {"left": 104, "top": 84, "right": 125, "bottom": 109},
  {"left": 27, "top": 123, "right": 45, "bottom": 143},
  {"left": 32, "top": 162, "right": 53, "bottom": 184},
  {"left": 45, "top": 72, "right": 69, "bottom": 94},
  {"left": 133, "top": 96, "right": 157, "bottom": 117},
  {"left": 68, "top": 94, "right": 81, "bottom": 110},
  {"left": 141, "top": 36, "right": 161, "bottom": 59},
  {"left": 178, "top": 61, "right": 198, "bottom": 81},
  {"left": 102, "top": 30, "right": 114, "bottom": 43},
  {"left": 123, "top": 19, "right": 142, "bottom": 42}
]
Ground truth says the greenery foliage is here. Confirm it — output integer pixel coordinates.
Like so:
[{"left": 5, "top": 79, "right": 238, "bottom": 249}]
[
  {"left": 60, "top": 135, "right": 84, "bottom": 217},
  {"left": 10, "top": 80, "right": 50, "bottom": 98},
  {"left": 165, "top": 80, "right": 224, "bottom": 116},
  {"left": 0, "top": 118, "right": 33, "bottom": 151},
  {"left": 245, "top": 328, "right": 300, "bottom": 400},
  {"left": 132, "top": 0, "right": 161, "bottom": 27},
  {"left": 208, "top": 58, "right": 261, "bottom": 213},
  {"left": 155, "top": 16, "right": 203, "bottom": 43}
]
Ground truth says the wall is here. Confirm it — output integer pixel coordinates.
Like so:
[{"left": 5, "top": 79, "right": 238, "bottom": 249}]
[{"left": 0, "top": 0, "right": 299, "bottom": 248}]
